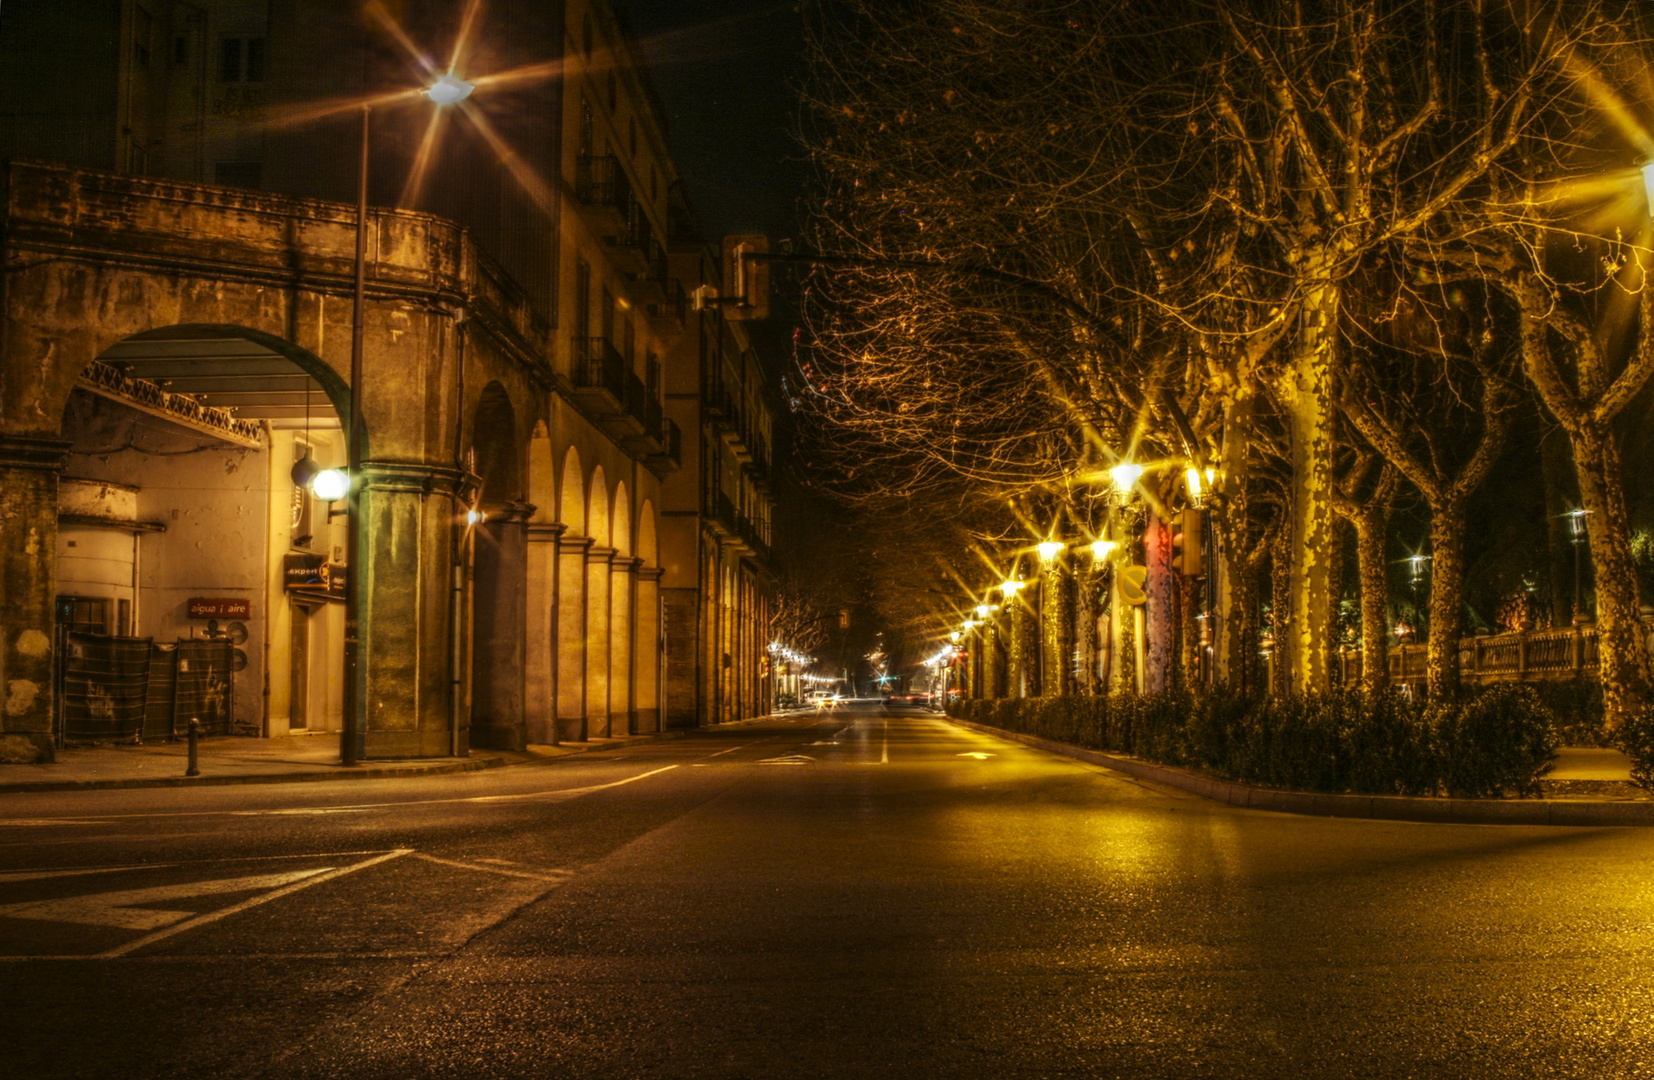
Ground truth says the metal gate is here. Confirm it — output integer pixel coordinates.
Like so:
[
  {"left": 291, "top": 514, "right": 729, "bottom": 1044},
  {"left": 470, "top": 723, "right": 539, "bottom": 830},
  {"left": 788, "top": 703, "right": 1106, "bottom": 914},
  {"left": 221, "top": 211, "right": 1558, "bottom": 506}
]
[{"left": 58, "top": 633, "right": 235, "bottom": 745}]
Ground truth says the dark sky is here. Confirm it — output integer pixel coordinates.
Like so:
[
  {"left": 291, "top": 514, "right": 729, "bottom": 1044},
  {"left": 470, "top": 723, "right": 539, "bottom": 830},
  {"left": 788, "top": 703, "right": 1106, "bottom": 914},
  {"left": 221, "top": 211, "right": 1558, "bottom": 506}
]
[
  {"left": 617, "top": 0, "right": 809, "bottom": 247},
  {"left": 617, "top": 0, "right": 810, "bottom": 374}
]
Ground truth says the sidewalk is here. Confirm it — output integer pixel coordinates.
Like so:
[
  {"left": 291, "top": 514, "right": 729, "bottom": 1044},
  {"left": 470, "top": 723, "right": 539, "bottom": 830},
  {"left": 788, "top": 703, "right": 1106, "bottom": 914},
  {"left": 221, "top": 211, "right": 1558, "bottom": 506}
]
[{"left": 0, "top": 729, "right": 687, "bottom": 794}]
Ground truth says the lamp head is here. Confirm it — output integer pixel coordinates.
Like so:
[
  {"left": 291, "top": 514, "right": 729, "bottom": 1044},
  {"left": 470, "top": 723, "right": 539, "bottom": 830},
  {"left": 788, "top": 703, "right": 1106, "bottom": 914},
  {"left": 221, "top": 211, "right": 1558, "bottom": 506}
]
[
  {"left": 1036, "top": 540, "right": 1065, "bottom": 562},
  {"left": 1000, "top": 579, "right": 1024, "bottom": 596},
  {"left": 423, "top": 74, "right": 475, "bottom": 106},
  {"left": 1109, "top": 462, "right": 1144, "bottom": 506},
  {"left": 309, "top": 467, "right": 350, "bottom": 503},
  {"left": 1091, "top": 538, "right": 1117, "bottom": 561},
  {"left": 974, "top": 604, "right": 993, "bottom": 618}
]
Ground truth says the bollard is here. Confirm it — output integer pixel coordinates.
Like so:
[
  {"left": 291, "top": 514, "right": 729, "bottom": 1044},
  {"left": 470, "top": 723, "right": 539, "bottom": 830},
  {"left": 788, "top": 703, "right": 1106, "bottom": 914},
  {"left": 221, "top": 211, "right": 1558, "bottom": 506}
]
[{"left": 186, "top": 718, "right": 201, "bottom": 777}]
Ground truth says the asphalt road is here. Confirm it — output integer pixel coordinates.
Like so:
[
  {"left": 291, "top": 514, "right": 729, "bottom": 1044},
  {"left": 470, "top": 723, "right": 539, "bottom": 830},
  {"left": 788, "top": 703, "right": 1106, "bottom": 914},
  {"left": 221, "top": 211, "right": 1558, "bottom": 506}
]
[{"left": 5, "top": 702, "right": 1654, "bottom": 1079}]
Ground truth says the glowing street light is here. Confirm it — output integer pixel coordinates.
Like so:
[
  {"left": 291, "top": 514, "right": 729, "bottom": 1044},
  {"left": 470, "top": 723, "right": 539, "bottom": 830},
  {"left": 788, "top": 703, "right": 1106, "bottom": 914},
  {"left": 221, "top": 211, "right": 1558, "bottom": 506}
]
[
  {"left": 1036, "top": 540, "right": 1065, "bottom": 562},
  {"left": 1109, "top": 461, "right": 1145, "bottom": 507},
  {"left": 1000, "top": 579, "right": 1025, "bottom": 597},
  {"left": 310, "top": 467, "right": 350, "bottom": 503},
  {"left": 422, "top": 74, "right": 475, "bottom": 105},
  {"left": 1185, "top": 465, "right": 1215, "bottom": 509},
  {"left": 1091, "top": 538, "right": 1117, "bottom": 562},
  {"left": 974, "top": 604, "right": 995, "bottom": 618}
]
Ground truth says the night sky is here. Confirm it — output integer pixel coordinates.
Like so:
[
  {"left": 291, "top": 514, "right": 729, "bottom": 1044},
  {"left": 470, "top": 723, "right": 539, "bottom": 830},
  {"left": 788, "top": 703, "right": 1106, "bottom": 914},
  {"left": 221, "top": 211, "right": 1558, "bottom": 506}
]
[{"left": 618, "top": 1, "right": 808, "bottom": 248}]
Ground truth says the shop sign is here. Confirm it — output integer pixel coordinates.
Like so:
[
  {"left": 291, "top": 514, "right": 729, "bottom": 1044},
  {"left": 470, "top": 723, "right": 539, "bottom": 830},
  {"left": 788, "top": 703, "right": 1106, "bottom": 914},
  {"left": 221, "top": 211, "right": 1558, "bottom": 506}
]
[
  {"left": 187, "top": 598, "right": 250, "bottom": 619},
  {"left": 327, "top": 563, "right": 347, "bottom": 597},
  {"left": 283, "top": 553, "right": 327, "bottom": 590}
]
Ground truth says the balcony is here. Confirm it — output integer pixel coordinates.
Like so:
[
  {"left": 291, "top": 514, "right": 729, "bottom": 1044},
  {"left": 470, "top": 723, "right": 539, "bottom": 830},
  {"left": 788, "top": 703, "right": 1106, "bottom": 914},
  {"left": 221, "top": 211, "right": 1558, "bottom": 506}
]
[
  {"left": 575, "top": 155, "right": 630, "bottom": 232},
  {"left": 645, "top": 418, "right": 682, "bottom": 474},
  {"left": 594, "top": 369, "right": 648, "bottom": 442},
  {"left": 648, "top": 279, "right": 686, "bottom": 336},
  {"left": 606, "top": 199, "right": 653, "bottom": 276},
  {"left": 705, "top": 490, "right": 739, "bottom": 541},
  {"left": 570, "top": 336, "right": 626, "bottom": 415},
  {"left": 633, "top": 241, "right": 670, "bottom": 302}
]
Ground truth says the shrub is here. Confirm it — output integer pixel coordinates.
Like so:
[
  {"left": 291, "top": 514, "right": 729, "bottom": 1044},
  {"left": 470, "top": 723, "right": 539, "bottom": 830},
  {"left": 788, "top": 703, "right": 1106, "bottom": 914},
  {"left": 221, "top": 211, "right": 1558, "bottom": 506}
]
[
  {"left": 1432, "top": 684, "right": 1557, "bottom": 797},
  {"left": 948, "top": 682, "right": 1558, "bottom": 799},
  {"left": 1615, "top": 704, "right": 1654, "bottom": 790}
]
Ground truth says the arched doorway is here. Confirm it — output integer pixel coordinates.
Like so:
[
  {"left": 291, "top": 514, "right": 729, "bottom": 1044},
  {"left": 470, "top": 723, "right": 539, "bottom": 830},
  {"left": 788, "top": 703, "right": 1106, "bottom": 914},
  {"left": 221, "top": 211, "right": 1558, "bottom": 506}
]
[
  {"left": 468, "top": 382, "right": 528, "bottom": 750},
  {"left": 51, "top": 325, "right": 351, "bottom": 744}
]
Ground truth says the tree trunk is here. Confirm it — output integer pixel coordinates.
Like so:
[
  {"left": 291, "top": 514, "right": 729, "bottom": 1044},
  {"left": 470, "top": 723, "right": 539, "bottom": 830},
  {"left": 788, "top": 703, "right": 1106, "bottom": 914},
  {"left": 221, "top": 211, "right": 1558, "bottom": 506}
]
[
  {"left": 1325, "top": 518, "right": 1347, "bottom": 687},
  {"left": 1281, "top": 274, "right": 1340, "bottom": 695},
  {"left": 1570, "top": 419, "right": 1654, "bottom": 730},
  {"left": 1144, "top": 511, "right": 1175, "bottom": 694},
  {"left": 1178, "top": 572, "right": 1201, "bottom": 691},
  {"left": 1109, "top": 568, "right": 1137, "bottom": 696},
  {"left": 1425, "top": 499, "right": 1467, "bottom": 701},
  {"left": 1075, "top": 561, "right": 1100, "bottom": 695},
  {"left": 1270, "top": 526, "right": 1294, "bottom": 699},
  {"left": 1353, "top": 508, "right": 1390, "bottom": 694}
]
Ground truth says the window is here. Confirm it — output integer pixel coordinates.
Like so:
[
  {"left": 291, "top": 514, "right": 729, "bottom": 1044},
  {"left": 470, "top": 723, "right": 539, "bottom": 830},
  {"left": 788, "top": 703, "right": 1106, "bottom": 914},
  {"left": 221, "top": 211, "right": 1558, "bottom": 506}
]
[
  {"left": 134, "top": 7, "right": 152, "bottom": 67},
  {"left": 56, "top": 596, "right": 110, "bottom": 637},
  {"left": 623, "top": 316, "right": 634, "bottom": 365},
  {"left": 579, "top": 97, "right": 593, "bottom": 158},
  {"left": 214, "top": 162, "right": 263, "bottom": 189},
  {"left": 220, "top": 37, "right": 266, "bottom": 83},
  {"left": 601, "top": 286, "right": 615, "bottom": 341},
  {"left": 574, "top": 259, "right": 591, "bottom": 338}
]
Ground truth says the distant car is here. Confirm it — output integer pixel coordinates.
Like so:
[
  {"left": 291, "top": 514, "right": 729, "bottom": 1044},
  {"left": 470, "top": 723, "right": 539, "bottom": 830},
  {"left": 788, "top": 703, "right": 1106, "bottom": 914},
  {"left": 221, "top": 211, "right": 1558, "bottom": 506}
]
[{"left": 807, "top": 690, "right": 840, "bottom": 707}]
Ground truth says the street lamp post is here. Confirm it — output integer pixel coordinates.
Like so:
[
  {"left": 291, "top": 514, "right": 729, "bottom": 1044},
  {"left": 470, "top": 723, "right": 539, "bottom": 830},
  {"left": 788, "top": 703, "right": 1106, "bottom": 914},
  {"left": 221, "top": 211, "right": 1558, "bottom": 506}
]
[{"left": 341, "top": 76, "right": 474, "bottom": 767}]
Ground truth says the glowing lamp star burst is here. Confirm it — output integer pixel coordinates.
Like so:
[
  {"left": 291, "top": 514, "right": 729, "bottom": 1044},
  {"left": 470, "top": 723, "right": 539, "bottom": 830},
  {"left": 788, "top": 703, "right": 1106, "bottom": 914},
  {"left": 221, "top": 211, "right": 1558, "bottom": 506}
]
[
  {"left": 310, "top": 467, "right": 349, "bottom": 503},
  {"left": 1036, "top": 540, "right": 1065, "bottom": 562},
  {"left": 423, "top": 74, "right": 475, "bottom": 105}
]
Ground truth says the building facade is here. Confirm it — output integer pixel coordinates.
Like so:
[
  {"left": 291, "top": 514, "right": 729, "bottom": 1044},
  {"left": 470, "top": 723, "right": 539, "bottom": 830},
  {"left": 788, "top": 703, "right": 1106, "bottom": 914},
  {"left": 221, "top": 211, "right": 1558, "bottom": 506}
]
[
  {"left": 0, "top": 0, "right": 767, "bottom": 759},
  {"left": 658, "top": 235, "right": 777, "bottom": 728}
]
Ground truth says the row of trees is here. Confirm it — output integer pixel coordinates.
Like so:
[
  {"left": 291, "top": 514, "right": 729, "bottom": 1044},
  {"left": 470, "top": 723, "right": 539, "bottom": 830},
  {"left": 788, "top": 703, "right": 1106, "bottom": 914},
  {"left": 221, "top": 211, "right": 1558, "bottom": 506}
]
[{"left": 796, "top": 0, "right": 1654, "bottom": 728}]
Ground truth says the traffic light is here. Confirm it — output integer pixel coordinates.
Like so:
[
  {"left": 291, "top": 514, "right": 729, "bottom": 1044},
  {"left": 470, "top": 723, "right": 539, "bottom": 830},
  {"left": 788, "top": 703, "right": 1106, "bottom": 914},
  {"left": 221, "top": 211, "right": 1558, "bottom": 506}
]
[{"left": 1172, "top": 508, "right": 1206, "bottom": 577}]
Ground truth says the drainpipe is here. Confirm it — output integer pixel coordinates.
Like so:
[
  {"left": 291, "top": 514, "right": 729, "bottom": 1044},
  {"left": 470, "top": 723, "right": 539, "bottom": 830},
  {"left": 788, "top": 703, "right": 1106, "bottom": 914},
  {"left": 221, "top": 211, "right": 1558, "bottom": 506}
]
[{"left": 449, "top": 307, "right": 469, "bottom": 757}]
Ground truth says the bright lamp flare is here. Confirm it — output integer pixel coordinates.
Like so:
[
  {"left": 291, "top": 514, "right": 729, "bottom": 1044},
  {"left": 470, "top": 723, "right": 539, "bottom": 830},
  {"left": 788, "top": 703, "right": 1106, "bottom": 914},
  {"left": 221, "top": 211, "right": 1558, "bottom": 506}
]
[
  {"left": 974, "top": 604, "right": 993, "bottom": 618},
  {"left": 1110, "top": 462, "right": 1145, "bottom": 493},
  {"left": 424, "top": 74, "right": 476, "bottom": 105},
  {"left": 1036, "top": 540, "right": 1065, "bottom": 561},
  {"left": 1642, "top": 160, "right": 1654, "bottom": 213},
  {"left": 1091, "top": 539, "right": 1118, "bottom": 561},
  {"left": 1000, "top": 580, "right": 1024, "bottom": 596},
  {"left": 310, "top": 468, "right": 349, "bottom": 502}
]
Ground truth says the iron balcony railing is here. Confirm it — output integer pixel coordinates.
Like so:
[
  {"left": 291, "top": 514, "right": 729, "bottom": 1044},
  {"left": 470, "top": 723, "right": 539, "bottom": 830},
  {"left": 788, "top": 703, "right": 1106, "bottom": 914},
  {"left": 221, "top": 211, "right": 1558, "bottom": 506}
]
[
  {"left": 624, "top": 371, "right": 649, "bottom": 430},
  {"left": 571, "top": 336, "right": 626, "bottom": 403},
  {"left": 575, "top": 154, "right": 630, "bottom": 212}
]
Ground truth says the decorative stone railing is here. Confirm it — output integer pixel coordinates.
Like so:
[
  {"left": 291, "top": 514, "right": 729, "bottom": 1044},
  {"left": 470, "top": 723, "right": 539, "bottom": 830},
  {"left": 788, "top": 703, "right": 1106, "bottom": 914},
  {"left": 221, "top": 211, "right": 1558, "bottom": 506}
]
[{"left": 1337, "top": 622, "right": 1646, "bottom": 685}]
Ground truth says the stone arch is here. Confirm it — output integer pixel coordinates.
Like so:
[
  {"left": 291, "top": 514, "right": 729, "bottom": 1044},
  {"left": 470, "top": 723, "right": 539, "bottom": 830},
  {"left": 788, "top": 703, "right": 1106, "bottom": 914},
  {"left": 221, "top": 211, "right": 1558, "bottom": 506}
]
[
  {"left": 527, "top": 421, "right": 555, "bottom": 523},
  {"left": 472, "top": 382, "right": 521, "bottom": 508},
  {"left": 559, "top": 447, "right": 585, "bottom": 533},
  {"left": 638, "top": 500, "right": 657, "bottom": 566},
  {"left": 612, "top": 481, "right": 631, "bottom": 557},
  {"left": 587, "top": 464, "right": 610, "bottom": 548}
]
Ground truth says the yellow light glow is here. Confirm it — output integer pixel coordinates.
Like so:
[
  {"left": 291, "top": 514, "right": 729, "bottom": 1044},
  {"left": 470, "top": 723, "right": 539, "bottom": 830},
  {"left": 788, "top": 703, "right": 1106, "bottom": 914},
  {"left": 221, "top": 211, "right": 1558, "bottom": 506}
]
[
  {"left": 949, "top": 631, "right": 961, "bottom": 642},
  {"left": 1036, "top": 540, "right": 1065, "bottom": 561},
  {"left": 1000, "top": 580, "right": 1024, "bottom": 596},
  {"left": 1091, "top": 539, "right": 1117, "bottom": 561},
  {"left": 1642, "top": 161, "right": 1654, "bottom": 215},
  {"left": 1110, "top": 462, "right": 1144, "bottom": 495},
  {"left": 422, "top": 74, "right": 476, "bottom": 105},
  {"left": 974, "top": 604, "right": 993, "bottom": 618},
  {"left": 1185, "top": 466, "right": 1203, "bottom": 502}
]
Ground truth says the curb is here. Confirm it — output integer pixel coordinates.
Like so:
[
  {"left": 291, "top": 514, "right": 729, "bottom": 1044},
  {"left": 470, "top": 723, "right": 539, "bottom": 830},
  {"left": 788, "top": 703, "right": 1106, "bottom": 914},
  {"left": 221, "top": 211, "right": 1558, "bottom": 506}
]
[
  {"left": 946, "top": 717, "right": 1654, "bottom": 827},
  {"left": 0, "top": 754, "right": 506, "bottom": 795}
]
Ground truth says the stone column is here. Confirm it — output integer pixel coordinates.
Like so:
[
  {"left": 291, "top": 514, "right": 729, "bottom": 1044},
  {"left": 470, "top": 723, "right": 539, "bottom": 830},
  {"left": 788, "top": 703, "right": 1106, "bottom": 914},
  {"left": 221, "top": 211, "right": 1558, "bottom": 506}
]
[
  {"left": 468, "top": 501, "right": 533, "bottom": 751},
  {"left": 585, "top": 545, "right": 616, "bottom": 736},
  {"left": 356, "top": 462, "right": 467, "bottom": 758},
  {"left": 609, "top": 555, "right": 639, "bottom": 736},
  {"left": 635, "top": 566, "right": 663, "bottom": 732},
  {"left": 556, "top": 534, "right": 592, "bottom": 742},
  {"left": 524, "top": 521, "right": 564, "bottom": 745},
  {"left": 0, "top": 436, "right": 69, "bottom": 759}
]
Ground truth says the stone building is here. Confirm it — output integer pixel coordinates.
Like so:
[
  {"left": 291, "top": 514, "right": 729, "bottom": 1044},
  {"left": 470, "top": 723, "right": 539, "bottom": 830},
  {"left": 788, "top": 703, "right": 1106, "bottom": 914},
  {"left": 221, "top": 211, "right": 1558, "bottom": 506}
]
[
  {"left": 0, "top": 0, "right": 767, "bottom": 758},
  {"left": 658, "top": 233, "right": 777, "bottom": 726}
]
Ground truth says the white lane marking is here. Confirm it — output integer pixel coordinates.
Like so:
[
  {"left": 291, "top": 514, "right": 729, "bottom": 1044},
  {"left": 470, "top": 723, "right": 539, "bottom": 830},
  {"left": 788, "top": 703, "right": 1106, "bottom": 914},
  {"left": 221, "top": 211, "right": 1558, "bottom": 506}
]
[
  {"left": 702, "top": 744, "right": 748, "bottom": 758},
  {"left": 411, "top": 853, "right": 571, "bottom": 882},
  {"left": 464, "top": 764, "right": 679, "bottom": 802},
  {"left": 757, "top": 753, "right": 815, "bottom": 765},
  {"left": 0, "top": 820, "right": 106, "bottom": 828},
  {"left": 0, "top": 868, "right": 333, "bottom": 931},
  {"left": 882, "top": 719, "right": 889, "bottom": 764},
  {"left": 957, "top": 752, "right": 995, "bottom": 759},
  {"left": 98, "top": 848, "right": 413, "bottom": 958},
  {"left": 0, "top": 864, "right": 175, "bottom": 883}
]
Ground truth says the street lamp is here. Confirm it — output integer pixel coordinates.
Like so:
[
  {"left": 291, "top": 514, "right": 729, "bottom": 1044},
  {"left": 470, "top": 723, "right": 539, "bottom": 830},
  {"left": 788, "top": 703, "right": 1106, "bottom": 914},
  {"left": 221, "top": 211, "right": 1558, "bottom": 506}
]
[
  {"left": 1036, "top": 540, "right": 1065, "bottom": 562},
  {"left": 1090, "top": 537, "right": 1117, "bottom": 562},
  {"left": 1000, "top": 579, "right": 1025, "bottom": 597},
  {"left": 1109, "top": 462, "right": 1144, "bottom": 507},
  {"left": 341, "top": 74, "right": 476, "bottom": 767}
]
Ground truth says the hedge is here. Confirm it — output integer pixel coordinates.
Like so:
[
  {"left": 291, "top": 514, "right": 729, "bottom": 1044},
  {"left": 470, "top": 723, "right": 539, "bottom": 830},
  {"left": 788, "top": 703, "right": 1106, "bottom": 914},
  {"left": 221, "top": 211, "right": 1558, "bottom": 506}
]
[{"left": 948, "top": 685, "right": 1558, "bottom": 798}]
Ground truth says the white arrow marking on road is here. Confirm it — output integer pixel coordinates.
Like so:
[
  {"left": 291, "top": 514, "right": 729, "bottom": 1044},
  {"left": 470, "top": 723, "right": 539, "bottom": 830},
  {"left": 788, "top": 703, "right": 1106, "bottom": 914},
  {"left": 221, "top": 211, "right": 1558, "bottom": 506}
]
[
  {"left": 957, "top": 752, "right": 995, "bottom": 759},
  {"left": 0, "top": 869, "right": 333, "bottom": 931},
  {"left": 758, "top": 753, "right": 815, "bottom": 765}
]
